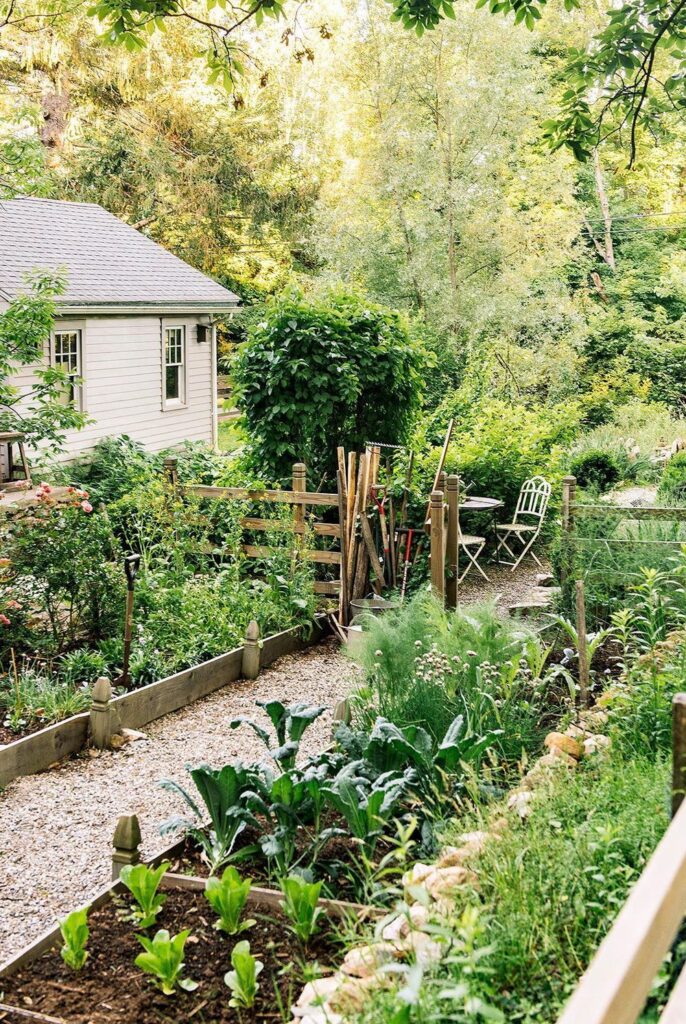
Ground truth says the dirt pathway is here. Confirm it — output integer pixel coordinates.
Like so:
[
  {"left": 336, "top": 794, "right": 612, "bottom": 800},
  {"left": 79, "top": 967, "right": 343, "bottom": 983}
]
[{"left": 0, "top": 640, "right": 355, "bottom": 963}]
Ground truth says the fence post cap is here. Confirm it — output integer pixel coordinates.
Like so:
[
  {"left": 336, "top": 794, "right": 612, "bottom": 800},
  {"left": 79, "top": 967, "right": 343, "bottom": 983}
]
[
  {"left": 446, "top": 475, "right": 460, "bottom": 489},
  {"left": 113, "top": 813, "right": 141, "bottom": 851},
  {"left": 92, "top": 676, "right": 112, "bottom": 704},
  {"left": 673, "top": 693, "right": 686, "bottom": 707},
  {"left": 245, "top": 619, "right": 260, "bottom": 642},
  {"left": 562, "top": 475, "right": 577, "bottom": 484},
  {"left": 430, "top": 489, "right": 444, "bottom": 504}
]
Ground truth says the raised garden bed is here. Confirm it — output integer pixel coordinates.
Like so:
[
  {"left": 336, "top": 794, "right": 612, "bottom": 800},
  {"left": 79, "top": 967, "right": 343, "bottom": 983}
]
[
  {"left": 0, "top": 871, "right": 370, "bottom": 1024},
  {"left": 0, "top": 619, "right": 325, "bottom": 788}
]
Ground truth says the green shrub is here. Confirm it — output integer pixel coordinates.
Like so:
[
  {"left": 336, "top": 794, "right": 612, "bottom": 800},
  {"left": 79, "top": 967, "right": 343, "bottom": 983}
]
[
  {"left": 658, "top": 451, "right": 686, "bottom": 504},
  {"left": 233, "top": 288, "right": 427, "bottom": 483},
  {"left": 569, "top": 448, "right": 622, "bottom": 493}
]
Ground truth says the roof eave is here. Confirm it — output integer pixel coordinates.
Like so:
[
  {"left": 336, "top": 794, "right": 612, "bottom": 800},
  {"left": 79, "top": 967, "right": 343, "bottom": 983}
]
[{"left": 55, "top": 300, "right": 240, "bottom": 316}]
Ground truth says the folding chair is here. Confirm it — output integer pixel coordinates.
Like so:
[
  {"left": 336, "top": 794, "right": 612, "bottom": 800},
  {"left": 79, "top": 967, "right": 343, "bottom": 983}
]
[
  {"left": 458, "top": 528, "right": 491, "bottom": 584},
  {"left": 495, "top": 476, "right": 551, "bottom": 572}
]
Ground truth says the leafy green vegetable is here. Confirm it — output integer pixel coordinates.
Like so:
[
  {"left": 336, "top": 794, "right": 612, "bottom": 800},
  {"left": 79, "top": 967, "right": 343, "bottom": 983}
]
[
  {"left": 59, "top": 907, "right": 90, "bottom": 971},
  {"left": 230, "top": 699, "right": 327, "bottom": 769},
  {"left": 224, "top": 940, "right": 263, "bottom": 1008},
  {"left": 204, "top": 866, "right": 255, "bottom": 935},
  {"left": 323, "top": 767, "right": 411, "bottom": 853},
  {"left": 135, "top": 928, "right": 198, "bottom": 995},
  {"left": 279, "top": 874, "right": 324, "bottom": 944},
  {"left": 161, "top": 763, "right": 262, "bottom": 872},
  {"left": 120, "top": 862, "right": 169, "bottom": 929}
]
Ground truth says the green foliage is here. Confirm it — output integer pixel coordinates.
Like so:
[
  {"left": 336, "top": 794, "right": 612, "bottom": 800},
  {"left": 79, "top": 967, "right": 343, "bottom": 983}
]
[
  {"left": 204, "top": 867, "right": 255, "bottom": 935},
  {"left": 350, "top": 594, "right": 547, "bottom": 761},
  {"left": 0, "top": 273, "right": 88, "bottom": 448},
  {"left": 229, "top": 699, "right": 327, "bottom": 770},
  {"left": 224, "top": 940, "right": 263, "bottom": 1009},
  {"left": 569, "top": 449, "right": 622, "bottom": 494},
  {"left": 0, "top": 501, "right": 123, "bottom": 662},
  {"left": 322, "top": 767, "right": 411, "bottom": 853},
  {"left": 135, "top": 928, "right": 198, "bottom": 995},
  {"left": 161, "top": 764, "right": 261, "bottom": 872},
  {"left": 59, "top": 907, "right": 90, "bottom": 971},
  {"left": 120, "top": 862, "right": 169, "bottom": 929},
  {"left": 658, "top": 452, "right": 686, "bottom": 505},
  {"left": 279, "top": 874, "right": 324, "bottom": 944},
  {"left": 0, "top": 666, "right": 92, "bottom": 734},
  {"left": 234, "top": 289, "right": 426, "bottom": 483},
  {"left": 451, "top": 752, "right": 669, "bottom": 1019}
]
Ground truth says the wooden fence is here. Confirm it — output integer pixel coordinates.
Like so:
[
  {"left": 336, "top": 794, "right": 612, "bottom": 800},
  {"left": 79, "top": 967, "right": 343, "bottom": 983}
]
[
  {"left": 556, "top": 693, "right": 686, "bottom": 1024},
  {"left": 165, "top": 457, "right": 346, "bottom": 616}
]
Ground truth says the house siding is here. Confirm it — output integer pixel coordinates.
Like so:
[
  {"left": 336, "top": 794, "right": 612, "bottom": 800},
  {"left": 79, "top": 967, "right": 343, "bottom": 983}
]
[{"left": 12, "top": 314, "right": 215, "bottom": 461}]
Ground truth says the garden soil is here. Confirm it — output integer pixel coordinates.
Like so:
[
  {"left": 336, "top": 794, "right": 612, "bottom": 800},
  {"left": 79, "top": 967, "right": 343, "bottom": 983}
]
[{"left": 0, "top": 640, "right": 356, "bottom": 964}]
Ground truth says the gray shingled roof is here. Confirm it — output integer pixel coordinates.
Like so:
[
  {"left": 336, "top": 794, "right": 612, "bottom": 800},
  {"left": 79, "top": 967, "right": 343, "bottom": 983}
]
[{"left": 0, "top": 198, "right": 239, "bottom": 310}]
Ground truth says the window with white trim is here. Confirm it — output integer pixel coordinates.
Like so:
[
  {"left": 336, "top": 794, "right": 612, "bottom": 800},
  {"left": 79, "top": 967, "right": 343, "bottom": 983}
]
[
  {"left": 164, "top": 325, "right": 186, "bottom": 406},
  {"left": 52, "top": 329, "right": 83, "bottom": 408}
]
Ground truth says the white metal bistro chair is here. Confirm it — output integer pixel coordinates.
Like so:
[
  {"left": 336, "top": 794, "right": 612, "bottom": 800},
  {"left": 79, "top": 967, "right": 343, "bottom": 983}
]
[
  {"left": 495, "top": 476, "right": 551, "bottom": 572},
  {"left": 458, "top": 527, "right": 491, "bottom": 584}
]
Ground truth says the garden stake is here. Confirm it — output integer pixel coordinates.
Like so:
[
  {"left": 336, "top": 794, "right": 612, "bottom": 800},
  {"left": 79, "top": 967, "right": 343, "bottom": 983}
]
[
  {"left": 424, "top": 419, "right": 454, "bottom": 528},
  {"left": 388, "top": 493, "right": 397, "bottom": 587},
  {"left": 399, "top": 527, "right": 414, "bottom": 601},
  {"left": 575, "top": 579, "right": 590, "bottom": 707},
  {"left": 371, "top": 485, "right": 391, "bottom": 585},
  {"left": 122, "top": 553, "right": 141, "bottom": 690}
]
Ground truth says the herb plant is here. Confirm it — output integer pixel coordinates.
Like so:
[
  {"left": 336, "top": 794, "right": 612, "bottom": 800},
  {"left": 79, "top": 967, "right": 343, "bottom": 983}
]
[
  {"left": 135, "top": 929, "right": 198, "bottom": 995},
  {"left": 204, "top": 867, "right": 256, "bottom": 935},
  {"left": 279, "top": 875, "right": 324, "bottom": 944},
  {"left": 59, "top": 907, "right": 90, "bottom": 971},
  {"left": 224, "top": 940, "right": 263, "bottom": 1009},
  {"left": 120, "top": 862, "right": 169, "bottom": 929}
]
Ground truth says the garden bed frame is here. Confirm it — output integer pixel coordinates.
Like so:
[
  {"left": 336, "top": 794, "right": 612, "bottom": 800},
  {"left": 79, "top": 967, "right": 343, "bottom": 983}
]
[
  {"left": 0, "top": 617, "right": 325, "bottom": 789},
  {"left": 0, "top": 813, "right": 374, "bottom": 1023}
]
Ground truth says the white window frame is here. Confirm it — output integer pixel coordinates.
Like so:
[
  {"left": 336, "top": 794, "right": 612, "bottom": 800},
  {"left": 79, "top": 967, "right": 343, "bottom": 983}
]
[
  {"left": 162, "top": 323, "right": 187, "bottom": 410},
  {"left": 50, "top": 322, "right": 86, "bottom": 412}
]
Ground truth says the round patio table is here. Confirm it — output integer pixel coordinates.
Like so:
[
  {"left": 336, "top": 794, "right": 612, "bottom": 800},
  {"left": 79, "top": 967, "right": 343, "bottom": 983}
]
[{"left": 460, "top": 496, "right": 504, "bottom": 561}]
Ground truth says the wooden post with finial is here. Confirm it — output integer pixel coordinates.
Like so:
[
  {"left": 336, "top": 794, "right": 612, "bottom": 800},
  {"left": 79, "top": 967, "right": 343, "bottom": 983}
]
[
  {"left": 112, "top": 813, "right": 141, "bottom": 880},
  {"left": 242, "top": 620, "right": 261, "bottom": 679}
]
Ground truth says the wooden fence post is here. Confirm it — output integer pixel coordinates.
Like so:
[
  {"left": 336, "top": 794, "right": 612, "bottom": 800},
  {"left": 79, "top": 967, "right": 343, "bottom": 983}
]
[
  {"left": 90, "top": 677, "right": 116, "bottom": 750},
  {"left": 575, "top": 579, "right": 590, "bottom": 707},
  {"left": 292, "top": 462, "right": 307, "bottom": 534},
  {"left": 112, "top": 813, "right": 142, "bottom": 881},
  {"left": 446, "top": 475, "right": 460, "bottom": 610},
  {"left": 337, "top": 469, "right": 350, "bottom": 626},
  {"left": 163, "top": 456, "right": 179, "bottom": 490},
  {"left": 672, "top": 694, "right": 686, "bottom": 818},
  {"left": 561, "top": 475, "right": 577, "bottom": 585},
  {"left": 430, "top": 490, "right": 445, "bottom": 604},
  {"left": 242, "top": 619, "right": 261, "bottom": 680}
]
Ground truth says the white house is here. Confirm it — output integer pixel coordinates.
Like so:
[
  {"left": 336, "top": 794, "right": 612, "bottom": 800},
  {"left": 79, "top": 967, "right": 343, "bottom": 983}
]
[{"left": 0, "top": 197, "right": 239, "bottom": 459}]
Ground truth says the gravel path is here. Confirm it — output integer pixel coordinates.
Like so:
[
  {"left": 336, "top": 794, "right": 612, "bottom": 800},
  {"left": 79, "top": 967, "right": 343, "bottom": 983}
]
[
  {"left": 456, "top": 557, "right": 552, "bottom": 613},
  {"left": 0, "top": 639, "right": 355, "bottom": 963}
]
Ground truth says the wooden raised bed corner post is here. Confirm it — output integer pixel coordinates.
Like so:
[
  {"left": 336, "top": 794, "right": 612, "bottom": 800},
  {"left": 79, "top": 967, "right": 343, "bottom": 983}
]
[
  {"left": 112, "top": 813, "right": 142, "bottom": 881},
  {"left": 672, "top": 694, "right": 686, "bottom": 818},
  {"left": 242, "top": 619, "right": 261, "bottom": 680},
  {"left": 90, "top": 677, "right": 115, "bottom": 750},
  {"left": 430, "top": 489, "right": 445, "bottom": 605}
]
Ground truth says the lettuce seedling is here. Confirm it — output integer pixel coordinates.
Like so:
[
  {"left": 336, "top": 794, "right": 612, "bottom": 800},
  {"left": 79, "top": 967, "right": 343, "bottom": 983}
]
[
  {"left": 224, "top": 940, "right": 263, "bottom": 1009},
  {"left": 135, "top": 928, "right": 198, "bottom": 995},
  {"left": 204, "top": 866, "right": 256, "bottom": 935},
  {"left": 120, "top": 861, "right": 169, "bottom": 929},
  {"left": 279, "top": 874, "right": 324, "bottom": 944},
  {"left": 59, "top": 907, "right": 89, "bottom": 970}
]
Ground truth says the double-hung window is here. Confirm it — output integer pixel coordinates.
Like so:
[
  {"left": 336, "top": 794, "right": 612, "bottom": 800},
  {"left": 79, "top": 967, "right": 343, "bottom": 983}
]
[
  {"left": 52, "top": 329, "right": 83, "bottom": 408},
  {"left": 164, "top": 325, "right": 186, "bottom": 407}
]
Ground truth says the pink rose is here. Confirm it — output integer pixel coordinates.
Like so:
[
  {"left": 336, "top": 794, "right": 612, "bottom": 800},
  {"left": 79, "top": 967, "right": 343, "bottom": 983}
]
[
  {"left": 0, "top": 614, "right": 10, "bottom": 626},
  {"left": 6, "top": 600, "right": 20, "bottom": 609},
  {"left": 81, "top": 500, "right": 93, "bottom": 513}
]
